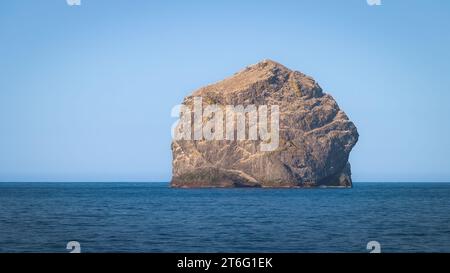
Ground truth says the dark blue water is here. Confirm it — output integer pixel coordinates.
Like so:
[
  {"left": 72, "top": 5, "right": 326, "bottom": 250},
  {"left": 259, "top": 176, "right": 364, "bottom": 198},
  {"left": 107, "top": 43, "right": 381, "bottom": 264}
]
[{"left": 0, "top": 182, "right": 449, "bottom": 253}]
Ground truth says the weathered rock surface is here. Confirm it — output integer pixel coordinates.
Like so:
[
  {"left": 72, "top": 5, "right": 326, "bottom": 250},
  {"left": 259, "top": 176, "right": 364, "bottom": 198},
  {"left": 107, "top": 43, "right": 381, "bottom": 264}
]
[{"left": 171, "top": 60, "right": 358, "bottom": 188}]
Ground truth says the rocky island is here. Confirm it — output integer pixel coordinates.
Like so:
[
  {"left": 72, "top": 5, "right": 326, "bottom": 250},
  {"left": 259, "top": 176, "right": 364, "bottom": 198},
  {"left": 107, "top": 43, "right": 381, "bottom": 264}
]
[{"left": 171, "top": 60, "right": 358, "bottom": 188}]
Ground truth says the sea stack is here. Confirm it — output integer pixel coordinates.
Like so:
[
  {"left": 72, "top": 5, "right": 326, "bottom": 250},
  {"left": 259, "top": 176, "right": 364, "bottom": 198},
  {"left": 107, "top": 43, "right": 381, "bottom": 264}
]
[{"left": 171, "top": 60, "right": 358, "bottom": 188}]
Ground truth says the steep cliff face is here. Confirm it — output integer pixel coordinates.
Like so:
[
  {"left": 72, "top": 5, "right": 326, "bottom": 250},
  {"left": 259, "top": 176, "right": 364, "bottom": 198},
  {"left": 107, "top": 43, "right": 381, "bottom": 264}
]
[{"left": 171, "top": 60, "right": 358, "bottom": 188}]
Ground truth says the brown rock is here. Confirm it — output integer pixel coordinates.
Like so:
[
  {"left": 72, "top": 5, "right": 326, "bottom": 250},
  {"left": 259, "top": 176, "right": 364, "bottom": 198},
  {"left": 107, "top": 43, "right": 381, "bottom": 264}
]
[{"left": 171, "top": 60, "right": 358, "bottom": 188}]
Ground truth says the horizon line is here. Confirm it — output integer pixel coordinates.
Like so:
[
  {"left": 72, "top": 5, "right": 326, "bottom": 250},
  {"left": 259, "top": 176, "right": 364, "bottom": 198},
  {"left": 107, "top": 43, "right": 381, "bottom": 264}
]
[{"left": 1, "top": 181, "right": 450, "bottom": 183}]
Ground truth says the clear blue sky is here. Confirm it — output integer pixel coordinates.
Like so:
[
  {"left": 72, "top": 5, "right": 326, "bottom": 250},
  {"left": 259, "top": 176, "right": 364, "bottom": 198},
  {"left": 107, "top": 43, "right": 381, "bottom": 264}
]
[{"left": 1, "top": 0, "right": 449, "bottom": 182}]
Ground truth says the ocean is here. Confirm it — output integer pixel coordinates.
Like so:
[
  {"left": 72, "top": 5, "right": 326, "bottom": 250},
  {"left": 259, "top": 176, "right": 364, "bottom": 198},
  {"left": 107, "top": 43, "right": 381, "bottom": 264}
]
[{"left": 0, "top": 182, "right": 449, "bottom": 253}]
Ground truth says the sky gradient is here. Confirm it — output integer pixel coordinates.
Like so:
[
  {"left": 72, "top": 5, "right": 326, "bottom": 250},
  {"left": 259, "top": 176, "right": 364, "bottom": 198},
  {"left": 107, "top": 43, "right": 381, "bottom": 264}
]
[{"left": 1, "top": 0, "right": 450, "bottom": 182}]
